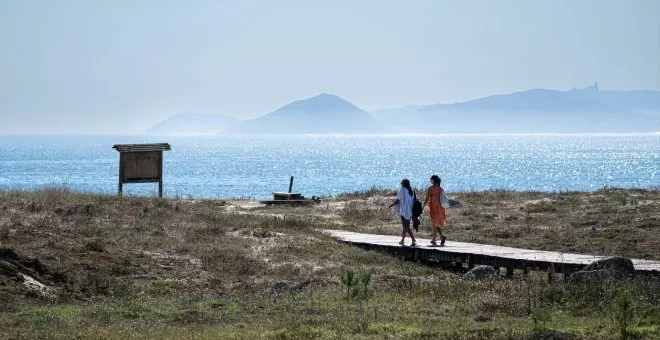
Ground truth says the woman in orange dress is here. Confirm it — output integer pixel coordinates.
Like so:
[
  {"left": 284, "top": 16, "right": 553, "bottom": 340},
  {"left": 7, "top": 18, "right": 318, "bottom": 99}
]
[{"left": 423, "top": 175, "right": 447, "bottom": 246}]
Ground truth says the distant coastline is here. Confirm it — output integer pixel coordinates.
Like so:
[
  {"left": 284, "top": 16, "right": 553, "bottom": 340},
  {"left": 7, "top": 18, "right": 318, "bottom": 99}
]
[{"left": 144, "top": 84, "right": 660, "bottom": 136}]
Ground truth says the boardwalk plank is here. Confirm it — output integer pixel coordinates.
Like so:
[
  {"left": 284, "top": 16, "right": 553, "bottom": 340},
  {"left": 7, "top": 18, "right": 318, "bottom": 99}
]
[{"left": 323, "top": 229, "right": 660, "bottom": 272}]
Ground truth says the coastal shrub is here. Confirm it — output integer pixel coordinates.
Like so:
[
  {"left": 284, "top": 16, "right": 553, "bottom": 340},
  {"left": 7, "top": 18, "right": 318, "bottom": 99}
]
[
  {"left": 526, "top": 202, "right": 558, "bottom": 213},
  {"left": 84, "top": 238, "right": 105, "bottom": 252},
  {"left": 201, "top": 246, "right": 265, "bottom": 277},
  {"left": 340, "top": 200, "right": 389, "bottom": 225},
  {"left": 336, "top": 186, "right": 396, "bottom": 199},
  {"left": 531, "top": 308, "right": 553, "bottom": 333},
  {"left": 612, "top": 288, "right": 635, "bottom": 339}
]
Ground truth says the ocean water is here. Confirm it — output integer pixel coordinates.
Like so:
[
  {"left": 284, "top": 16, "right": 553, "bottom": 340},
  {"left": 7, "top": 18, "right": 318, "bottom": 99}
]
[{"left": 0, "top": 135, "right": 658, "bottom": 199}]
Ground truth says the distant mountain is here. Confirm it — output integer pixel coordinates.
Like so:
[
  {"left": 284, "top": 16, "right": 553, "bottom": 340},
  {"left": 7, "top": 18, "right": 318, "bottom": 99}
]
[
  {"left": 372, "top": 84, "right": 660, "bottom": 133},
  {"left": 231, "top": 93, "right": 383, "bottom": 134},
  {"left": 597, "top": 90, "right": 660, "bottom": 113},
  {"left": 145, "top": 86, "right": 659, "bottom": 135},
  {"left": 144, "top": 113, "right": 240, "bottom": 136}
]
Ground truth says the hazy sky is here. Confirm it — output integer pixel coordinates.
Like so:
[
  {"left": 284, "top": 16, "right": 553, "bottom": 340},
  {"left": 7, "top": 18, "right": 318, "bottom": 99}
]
[{"left": 1, "top": 0, "right": 659, "bottom": 134}]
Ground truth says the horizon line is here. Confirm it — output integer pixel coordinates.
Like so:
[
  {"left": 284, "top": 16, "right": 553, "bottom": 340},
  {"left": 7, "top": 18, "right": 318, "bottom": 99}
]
[{"left": 1, "top": 132, "right": 658, "bottom": 138}]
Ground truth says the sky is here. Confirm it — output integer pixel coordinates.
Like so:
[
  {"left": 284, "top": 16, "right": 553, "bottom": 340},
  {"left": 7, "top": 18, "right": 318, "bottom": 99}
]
[{"left": 1, "top": 0, "right": 659, "bottom": 134}]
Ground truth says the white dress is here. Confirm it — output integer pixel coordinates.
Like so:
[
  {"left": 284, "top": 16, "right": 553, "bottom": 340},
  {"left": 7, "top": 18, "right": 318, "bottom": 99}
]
[{"left": 395, "top": 187, "right": 414, "bottom": 220}]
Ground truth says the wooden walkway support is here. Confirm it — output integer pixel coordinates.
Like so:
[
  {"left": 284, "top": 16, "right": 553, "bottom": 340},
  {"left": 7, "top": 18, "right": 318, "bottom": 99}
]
[{"left": 323, "top": 230, "right": 660, "bottom": 276}]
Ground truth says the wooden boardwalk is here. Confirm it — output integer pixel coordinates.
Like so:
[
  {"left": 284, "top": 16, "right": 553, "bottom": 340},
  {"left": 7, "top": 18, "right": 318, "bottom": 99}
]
[{"left": 323, "top": 230, "right": 660, "bottom": 276}]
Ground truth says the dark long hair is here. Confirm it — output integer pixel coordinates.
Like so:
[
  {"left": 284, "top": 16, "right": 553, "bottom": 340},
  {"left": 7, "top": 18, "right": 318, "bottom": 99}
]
[
  {"left": 401, "top": 179, "right": 413, "bottom": 196},
  {"left": 430, "top": 175, "right": 441, "bottom": 186}
]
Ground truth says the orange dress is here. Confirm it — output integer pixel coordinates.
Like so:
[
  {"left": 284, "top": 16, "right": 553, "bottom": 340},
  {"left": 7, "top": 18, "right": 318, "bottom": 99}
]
[{"left": 428, "top": 186, "right": 447, "bottom": 228}]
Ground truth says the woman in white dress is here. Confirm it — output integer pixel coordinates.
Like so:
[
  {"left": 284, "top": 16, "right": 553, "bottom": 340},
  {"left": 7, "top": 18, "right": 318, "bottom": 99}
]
[{"left": 389, "top": 179, "right": 417, "bottom": 247}]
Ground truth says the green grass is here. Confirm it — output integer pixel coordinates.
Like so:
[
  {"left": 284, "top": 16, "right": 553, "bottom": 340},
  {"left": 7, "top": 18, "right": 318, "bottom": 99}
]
[{"left": 4, "top": 281, "right": 657, "bottom": 339}]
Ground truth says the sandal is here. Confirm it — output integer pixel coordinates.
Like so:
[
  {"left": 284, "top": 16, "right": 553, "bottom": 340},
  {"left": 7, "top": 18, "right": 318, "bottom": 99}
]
[
  {"left": 411, "top": 242, "right": 417, "bottom": 247},
  {"left": 440, "top": 235, "right": 447, "bottom": 246},
  {"left": 398, "top": 241, "right": 405, "bottom": 246}
]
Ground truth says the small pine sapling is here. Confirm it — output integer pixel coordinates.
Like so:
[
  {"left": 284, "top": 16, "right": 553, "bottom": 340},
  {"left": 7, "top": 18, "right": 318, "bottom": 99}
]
[{"left": 342, "top": 267, "right": 358, "bottom": 301}]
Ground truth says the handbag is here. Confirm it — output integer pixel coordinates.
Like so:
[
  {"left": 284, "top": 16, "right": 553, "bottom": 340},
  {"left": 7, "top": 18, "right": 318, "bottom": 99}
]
[{"left": 412, "top": 192, "right": 423, "bottom": 217}]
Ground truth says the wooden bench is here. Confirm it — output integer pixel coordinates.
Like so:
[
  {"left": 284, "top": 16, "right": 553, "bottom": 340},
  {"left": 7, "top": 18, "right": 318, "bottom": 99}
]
[{"left": 271, "top": 192, "right": 303, "bottom": 201}]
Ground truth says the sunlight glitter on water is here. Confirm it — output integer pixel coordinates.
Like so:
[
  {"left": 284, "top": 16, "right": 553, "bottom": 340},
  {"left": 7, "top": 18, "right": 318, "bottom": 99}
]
[{"left": 0, "top": 135, "right": 658, "bottom": 199}]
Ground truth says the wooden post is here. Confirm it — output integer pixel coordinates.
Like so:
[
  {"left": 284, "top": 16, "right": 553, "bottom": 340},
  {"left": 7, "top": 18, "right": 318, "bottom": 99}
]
[
  {"left": 158, "top": 151, "right": 163, "bottom": 198},
  {"left": 288, "top": 176, "right": 294, "bottom": 193},
  {"left": 468, "top": 255, "right": 475, "bottom": 269},
  {"left": 118, "top": 153, "right": 124, "bottom": 196},
  {"left": 506, "top": 267, "right": 514, "bottom": 277},
  {"left": 561, "top": 264, "right": 573, "bottom": 280},
  {"left": 523, "top": 265, "right": 529, "bottom": 277},
  {"left": 547, "top": 263, "right": 555, "bottom": 283}
]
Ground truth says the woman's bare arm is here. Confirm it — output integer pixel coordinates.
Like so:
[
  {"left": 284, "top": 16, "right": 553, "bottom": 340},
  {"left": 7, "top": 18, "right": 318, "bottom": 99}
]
[{"left": 422, "top": 187, "right": 431, "bottom": 207}]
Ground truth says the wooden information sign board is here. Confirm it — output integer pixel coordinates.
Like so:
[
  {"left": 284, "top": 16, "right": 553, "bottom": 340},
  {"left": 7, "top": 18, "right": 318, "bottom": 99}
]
[{"left": 112, "top": 143, "right": 171, "bottom": 197}]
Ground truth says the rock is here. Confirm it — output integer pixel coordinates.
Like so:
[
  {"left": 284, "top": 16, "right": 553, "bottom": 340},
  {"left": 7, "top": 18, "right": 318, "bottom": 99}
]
[
  {"left": 581, "top": 256, "right": 634, "bottom": 276},
  {"left": 463, "top": 265, "right": 499, "bottom": 280},
  {"left": 0, "top": 248, "right": 19, "bottom": 259},
  {"left": 0, "top": 260, "right": 23, "bottom": 281},
  {"left": 474, "top": 313, "right": 492, "bottom": 322},
  {"left": 252, "top": 228, "right": 273, "bottom": 238},
  {"left": 568, "top": 257, "right": 635, "bottom": 284},
  {"left": 19, "top": 273, "right": 53, "bottom": 297},
  {"left": 0, "top": 248, "right": 53, "bottom": 288},
  {"left": 448, "top": 199, "right": 462, "bottom": 208},
  {"left": 269, "top": 279, "right": 310, "bottom": 295},
  {"left": 567, "top": 269, "right": 615, "bottom": 284},
  {"left": 269, "top": 280, "right": 303, "bottom": 294},
  {"left": 0, "top": 248, "right": 24, "bottom": 281},
  {"left": 0, "top": 257, "right": 54, "bottom": 297},
  {"left": 527, "top": 331, "right": 577, "bottom": 340}
]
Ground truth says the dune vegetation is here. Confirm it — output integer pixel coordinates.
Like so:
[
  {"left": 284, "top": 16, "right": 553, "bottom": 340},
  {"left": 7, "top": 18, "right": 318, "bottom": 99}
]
[{"left": 1, "top": 188, "right": 658, "bottom": 339}]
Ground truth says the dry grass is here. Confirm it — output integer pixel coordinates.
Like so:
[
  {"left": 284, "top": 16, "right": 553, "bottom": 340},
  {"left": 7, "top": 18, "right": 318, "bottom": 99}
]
[
  {"left": 0, "top": 188, "right": 659, "bottom": 339},
  {"left": 246, "top": 187, "right": 660, "bottom": 260}
]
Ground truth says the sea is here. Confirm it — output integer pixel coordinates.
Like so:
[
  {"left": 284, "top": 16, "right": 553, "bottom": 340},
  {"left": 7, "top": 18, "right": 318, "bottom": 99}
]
[{"left": 0, "top": 134, "right": 658, "bottom": 199}]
